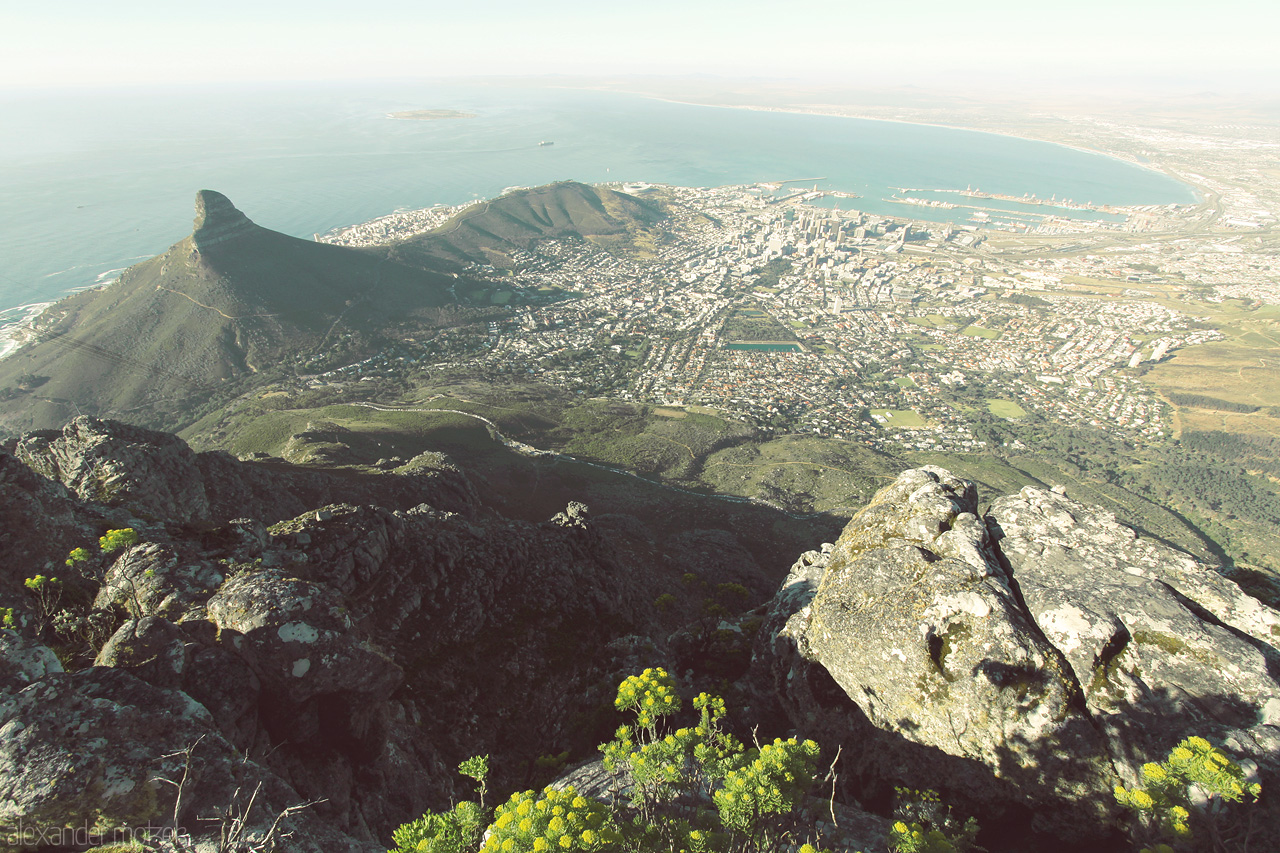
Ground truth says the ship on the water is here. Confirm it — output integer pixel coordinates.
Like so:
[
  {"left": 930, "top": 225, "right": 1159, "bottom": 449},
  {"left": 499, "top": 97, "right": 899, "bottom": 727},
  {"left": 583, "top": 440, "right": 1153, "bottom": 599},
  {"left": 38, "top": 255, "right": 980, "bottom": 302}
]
[{"left": 539, "top": 140, "right": 554, "bottom": 146}]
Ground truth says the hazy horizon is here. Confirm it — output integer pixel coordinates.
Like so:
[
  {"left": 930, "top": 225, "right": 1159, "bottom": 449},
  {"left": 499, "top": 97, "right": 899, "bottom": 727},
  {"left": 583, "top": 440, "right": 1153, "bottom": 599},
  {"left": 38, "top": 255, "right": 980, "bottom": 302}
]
[{"left": 5, "top": 0, "right": 1279, "bottom": 97}]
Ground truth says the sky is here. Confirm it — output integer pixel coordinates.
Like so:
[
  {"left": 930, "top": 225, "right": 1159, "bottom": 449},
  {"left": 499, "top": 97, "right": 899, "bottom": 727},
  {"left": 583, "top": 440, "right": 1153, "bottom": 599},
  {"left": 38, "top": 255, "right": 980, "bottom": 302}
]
[{"left": 4, "top": 0, "right": 1279, "bottom": 94}]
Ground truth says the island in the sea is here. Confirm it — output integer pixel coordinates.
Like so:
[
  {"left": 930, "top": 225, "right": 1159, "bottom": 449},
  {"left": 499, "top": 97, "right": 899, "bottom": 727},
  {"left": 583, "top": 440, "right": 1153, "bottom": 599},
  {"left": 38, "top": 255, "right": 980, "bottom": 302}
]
[{"left": 387, "top": 109, "right": 477, "bottom": 120}]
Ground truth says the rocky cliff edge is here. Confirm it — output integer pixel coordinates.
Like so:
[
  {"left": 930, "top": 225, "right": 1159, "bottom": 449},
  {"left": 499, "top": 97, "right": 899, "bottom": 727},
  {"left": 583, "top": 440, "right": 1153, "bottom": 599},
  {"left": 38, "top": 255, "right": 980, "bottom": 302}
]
[{"left": 5, "top": 422, "right": 1279, "bottom": 852}]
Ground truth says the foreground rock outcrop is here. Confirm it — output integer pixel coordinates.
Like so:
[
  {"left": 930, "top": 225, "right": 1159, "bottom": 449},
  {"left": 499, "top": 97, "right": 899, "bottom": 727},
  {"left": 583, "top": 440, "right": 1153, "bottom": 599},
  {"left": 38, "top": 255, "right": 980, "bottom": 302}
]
[
  {"left": 758, "top": 466, "right": 1280, "bottom": 849},
  {"left": 989, "top": 487, "right": 1280, "bottom": 786},
  {"left": 5, "top": 421, "right": 1278, "bottom": 852},
  {"left": 0, "top": 419, "right": 698, "bottom": 850},
  {"left": 15, "top": 416, "right": 481, "bottom": 525}
]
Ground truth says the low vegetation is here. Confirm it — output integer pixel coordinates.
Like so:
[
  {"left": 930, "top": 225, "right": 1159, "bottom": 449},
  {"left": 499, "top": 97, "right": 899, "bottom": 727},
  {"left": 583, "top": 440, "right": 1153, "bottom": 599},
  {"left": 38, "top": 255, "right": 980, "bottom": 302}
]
[
  {"left": 389, "top": 669, "right": 983, "bottom": 853},
  {"left": 21, "top": 528, "right": 143, "bottom": 667},
  {"left": 1114, "top": 736, "right": 1262, "bottom": 853}
]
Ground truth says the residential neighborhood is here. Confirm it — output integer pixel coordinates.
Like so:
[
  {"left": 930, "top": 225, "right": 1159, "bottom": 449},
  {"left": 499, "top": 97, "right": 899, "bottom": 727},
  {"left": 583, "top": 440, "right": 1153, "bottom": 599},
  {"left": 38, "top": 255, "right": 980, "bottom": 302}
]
[{"left": 317, "top": 179, "right": 1250, "bottom": 452}]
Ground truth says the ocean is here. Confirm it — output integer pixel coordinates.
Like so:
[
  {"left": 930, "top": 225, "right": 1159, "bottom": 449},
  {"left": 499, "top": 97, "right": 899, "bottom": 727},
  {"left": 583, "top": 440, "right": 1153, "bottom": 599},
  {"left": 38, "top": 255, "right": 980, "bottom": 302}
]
[{"left": 0, "top": 81, "right": 1196, "bottom": 326}]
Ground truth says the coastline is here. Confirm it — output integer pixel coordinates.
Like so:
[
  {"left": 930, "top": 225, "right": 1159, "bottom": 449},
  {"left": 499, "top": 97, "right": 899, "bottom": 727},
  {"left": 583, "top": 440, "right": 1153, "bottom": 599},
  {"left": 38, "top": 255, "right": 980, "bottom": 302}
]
[
  {"left": 614, "top": 90, "right": 1201, "bottom": 199},
  {"left": 0, "top": 85, "right": 1213, "bottom": 324},
  {"left": 0, "top": 280, "right": 106, "bottom": 362},
  {"left": 0, "top": 302, "right": 54, "bottom": 360}
]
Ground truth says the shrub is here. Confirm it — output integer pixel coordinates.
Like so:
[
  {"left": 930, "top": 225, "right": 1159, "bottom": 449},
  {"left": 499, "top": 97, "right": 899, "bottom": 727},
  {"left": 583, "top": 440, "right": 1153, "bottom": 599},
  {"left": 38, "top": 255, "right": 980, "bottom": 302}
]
[
  {"left": 460, "top": 754, "right": 490, "bottom": 809},
  {"left": 1114, "top": 736, "right": 1261, "bottom": 853},
  {"left": 713, "top": 737, "right": 821, "bottom": 839},
  {"left": 23, "top": 574, "right": 63, "bottom": 633},
  {"left": 389, "top": 671, "right": 975, "bottom": 853},
  {"left": 482, "top": 787, "right": 621, "bottom": 853},
  {"left": 390, "top": 801, "right": 488, "bottom": 853},
  {"left": 600, "top": 668, "right": 827, "bottom": 852},
  {"left": 388, "top": 757, "right": 492, "bottom": 853},
  {"left": 888, "top": 788, "right": 980, "bottom": 853},
  {"left": 888, "top": 819, "right": 980, "bottom": 853},
  {"left": 612, "top": 667, "right": 681, "bottom": 731},
  {"left": 99, "top": 528, "right": 141, "bottom": 553}
]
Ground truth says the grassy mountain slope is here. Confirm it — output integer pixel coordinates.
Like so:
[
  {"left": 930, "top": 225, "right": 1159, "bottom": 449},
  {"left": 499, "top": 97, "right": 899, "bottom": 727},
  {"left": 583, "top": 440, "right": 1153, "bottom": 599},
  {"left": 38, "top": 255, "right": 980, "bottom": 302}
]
[
  {"left": 0, "top": 191, "right": 460, "bottom": 434},
  {"left": 390, "top": 181, "right": 667, "bottom": 268}
]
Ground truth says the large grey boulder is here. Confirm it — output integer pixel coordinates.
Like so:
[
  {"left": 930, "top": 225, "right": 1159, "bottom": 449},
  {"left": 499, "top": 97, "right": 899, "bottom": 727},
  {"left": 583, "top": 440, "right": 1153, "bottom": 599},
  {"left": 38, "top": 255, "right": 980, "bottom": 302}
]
[
  {"left": 93, "top": 614, "right": 264, "bottom": 749},
  {"left": 0, "top": 630, "right": 63, "bottom": 696},
  {"left": 759, "top": 466, "right": 1280, "bottom": 848},
  {"left": 94, "top": 542, "right": 225, "bottom": 622},
  {"left": 0, "top": 667, "right": 220, "bottom": 838},
  {"left": 988, "top": 486, "right": 1280, "bottom": 785},
  {"left": 206, "top": 569, "right": 402, "bottom": 707},
  {"left": 95, "top": 615, "right": 191, "bottom": 690},
  {"left": 771, "top": 468, "right": 1113, "bottom": 838}
]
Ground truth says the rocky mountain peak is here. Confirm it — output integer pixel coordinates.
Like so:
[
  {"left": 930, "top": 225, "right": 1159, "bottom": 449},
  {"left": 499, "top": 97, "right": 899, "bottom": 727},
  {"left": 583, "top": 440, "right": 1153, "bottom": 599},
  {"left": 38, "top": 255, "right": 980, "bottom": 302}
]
[{"left": 192, "top": 189, "right": 255, "bottom": 250}]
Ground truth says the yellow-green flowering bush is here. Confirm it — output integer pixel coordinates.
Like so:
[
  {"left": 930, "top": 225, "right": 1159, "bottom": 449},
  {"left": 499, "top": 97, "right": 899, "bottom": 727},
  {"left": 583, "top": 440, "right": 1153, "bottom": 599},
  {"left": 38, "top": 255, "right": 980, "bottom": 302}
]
[
  {"left": 601, "top": 670, "right": 749, "bottom": 833},
  {"left": 603, "top": 668, "right": 824, "bottom": 850},
  {"left": 389, "top": 801, "right": 487, "bottom": 853},
  {"left": 688, "top": 692, "right": 741, "bottom": 787},
  {"left": 460, "top": 754, "right": 490, "bottom": 810},
  {"left": 613, "top": 668, "right": 681, "bottom": 731},
  {"left": 1114, "top": 736, "right": 1261, "bottom": 852},
  {"left": 712, "top": 737, "right": 820, "bottom": 838},
  {"left": 389, "top": 672, "right": 975, "bottom": 853},
  {"left": 482, "top": 787, "right": 621, "bottom": 853},
  {"left": 887, "top": 819, "right": 979, "bottom": 853},
  {"left": 23, "top": 574, "right": 63, "bottom": 633},
  {"left": 99, "top": 528, "right": 140, "bottom": 553},
  {"left": 388, "top": 757, "right": 491, "bottom": 853},
  {"left": 887, "top": 788, "right": 979, "bottom": 853}
]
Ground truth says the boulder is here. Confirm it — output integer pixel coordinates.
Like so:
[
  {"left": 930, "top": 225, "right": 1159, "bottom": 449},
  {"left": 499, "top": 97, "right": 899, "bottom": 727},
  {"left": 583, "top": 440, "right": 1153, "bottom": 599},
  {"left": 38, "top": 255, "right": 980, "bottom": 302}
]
[
  {"left": 0, "top": 448, "right": 100, "bottom": 619},
  {"left": 16, "top": 417, "right": 210, "bottom": 522},
  {"left": 180, "top": 643, "right": 263, "bottom": 748},
  {"left": 94, "top": 542, "right": 224, "bottom": 622},
  {"left": 205, "top": 569, "right": 402, "bottom": 708},
  {"left": 95, "top": 616, "right": 191, "bottom": 691},
  {"left": 759, "top": 467, "right": 1280, "bottom": 848},
  {"left": 0, "top": 630, "right": 63, "bottom": 696},
  {"left": 262, "top": 504, "right": 401, "bottom": 597},
  {"left": 0, "top": 667, "right": 379, "bottom": 852},
  {"left": 0, "top": 668, "right": 220, "bottom": 838},
  {"left": 771, "top": 468, "right": 1113, "bottom": 839},
  {"left": 988, "top": 486, "right": 1280, "bottom": 785}
]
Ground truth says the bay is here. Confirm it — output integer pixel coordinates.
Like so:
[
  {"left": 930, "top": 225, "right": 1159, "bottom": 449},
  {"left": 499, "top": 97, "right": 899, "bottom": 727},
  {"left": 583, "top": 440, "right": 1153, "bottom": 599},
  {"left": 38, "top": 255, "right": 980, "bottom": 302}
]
[{"left": 0, "top": 81, "right": 1195, "bottom": 319}]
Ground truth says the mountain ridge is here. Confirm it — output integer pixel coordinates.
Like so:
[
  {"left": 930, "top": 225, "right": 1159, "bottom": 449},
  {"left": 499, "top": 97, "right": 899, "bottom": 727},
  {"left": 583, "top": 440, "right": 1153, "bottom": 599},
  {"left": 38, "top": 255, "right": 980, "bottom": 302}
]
[
  {"left": 390, "top": 180, "right": 667, "bottom": 268},
  {"left": 0, "top": 191, "right": 463, "bottom": 434}
]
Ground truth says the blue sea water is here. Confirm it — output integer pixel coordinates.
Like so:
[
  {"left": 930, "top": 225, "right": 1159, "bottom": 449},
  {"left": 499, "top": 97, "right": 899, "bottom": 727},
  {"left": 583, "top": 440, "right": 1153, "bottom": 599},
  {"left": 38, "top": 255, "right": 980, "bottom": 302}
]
[{"left": 0, "top": 81, "right": 1195, "bottom": 318}]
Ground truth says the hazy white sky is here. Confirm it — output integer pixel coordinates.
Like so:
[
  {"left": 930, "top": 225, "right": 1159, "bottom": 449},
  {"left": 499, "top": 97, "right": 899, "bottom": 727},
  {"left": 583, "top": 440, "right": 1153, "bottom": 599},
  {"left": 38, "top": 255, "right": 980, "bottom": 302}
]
[{"left": 4, "top": 0, "right": 1278, "bottom": 93}]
